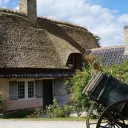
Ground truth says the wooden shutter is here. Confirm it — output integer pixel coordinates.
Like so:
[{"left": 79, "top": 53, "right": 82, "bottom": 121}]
[
  {"left": 54, "top": 82, "right": 66, "bottom": 95},
  {"left": 54, "top": 80, "right": 67, "bottom": 106},
  {"left": 9, "top": 81, "right": 18, "bottom": 100},
  {"left": 35, "top": 80, "right": 43, "bottom": 98}
]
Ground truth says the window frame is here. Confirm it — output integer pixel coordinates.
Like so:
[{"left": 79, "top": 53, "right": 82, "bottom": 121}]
[
  {"left": 28, "top": 81, "right": 35, "bottom": 99},
  {"left": 17, "top": 81, "right": 25, "bottom": 99},
  {"left": 10, "top": 79, "right": 35, "bottom": 100}
]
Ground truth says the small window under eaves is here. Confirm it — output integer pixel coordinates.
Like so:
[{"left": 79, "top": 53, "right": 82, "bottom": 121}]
[
  {"left": 66, "top": 53, "right": 83, "bottom": 69},
  {"left": 67, "top": 54, "right": 74, "bottom": 64}
]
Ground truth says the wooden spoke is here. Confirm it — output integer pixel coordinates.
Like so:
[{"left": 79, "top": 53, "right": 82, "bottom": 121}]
[
  {"left": 96, "top": 99, "right": 128, "bottom": 128},
  {"left": 86, "top": 102, "right": 104, "bottom": 128}
]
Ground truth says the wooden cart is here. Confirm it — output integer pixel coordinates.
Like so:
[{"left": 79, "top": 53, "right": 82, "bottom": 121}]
[{"left": 83, "top": 72, "right": 128, "bottom": 128}]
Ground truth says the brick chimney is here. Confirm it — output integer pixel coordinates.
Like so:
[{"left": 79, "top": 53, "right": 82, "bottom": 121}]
[
  {"left": 19, "top": 0, "right": 37, "bottom": 26},
  {"left": 124, "top": 26, "right": 128, "bottom": 55}
]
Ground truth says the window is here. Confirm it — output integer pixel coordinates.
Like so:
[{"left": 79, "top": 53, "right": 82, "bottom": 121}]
[
  {"left": 28, "top": 81, "right": 34, "bottom": 98},
  {"left": 9, "top": 80, "right": 35, "bottom": 100},
  {"left": 18, "top": 81, "right": 25, "bottom": 99}
]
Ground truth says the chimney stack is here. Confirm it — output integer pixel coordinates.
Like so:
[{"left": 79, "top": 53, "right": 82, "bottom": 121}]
[
  {"left": 124, "top": 26, "right": 128, "bottom": 55},
  {"left": 19, "top": 0, "right": 37, "bottom": 26}
]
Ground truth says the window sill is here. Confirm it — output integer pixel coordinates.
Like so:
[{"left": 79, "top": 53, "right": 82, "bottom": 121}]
[
  {"left": 18, "top": 97, "right": 36, "bottom": 100},
  {"left": 67, "top": 64, "right": 73, "bottom": 68}
]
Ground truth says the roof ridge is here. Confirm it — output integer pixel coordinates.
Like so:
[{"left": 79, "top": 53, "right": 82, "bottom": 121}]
[
  {"left": 0, "top": 8, "right": 87, "bottom": 31},
  {"left": 38, "top": 17, "right": 87, "bottom": 31},
  {"left": 91, "top": 45, "right": 125, "bottom": 51}
]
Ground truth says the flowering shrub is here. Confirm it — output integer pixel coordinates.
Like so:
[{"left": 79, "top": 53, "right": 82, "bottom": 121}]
[
  {"left": 46, "top": 98, "right": 73, "bottom": 118},
  {"left": 26, "top": 108, "right": 45, "bottom": 118}
]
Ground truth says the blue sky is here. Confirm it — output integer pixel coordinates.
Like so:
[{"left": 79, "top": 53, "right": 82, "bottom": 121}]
[
  {"left": 4, "top": 0, "right": 128, "bottom": 15},
  {"left": 1, "top": 0, "right": 128, "bottom": 47},
  {"left": 88, "top": 0, "right": 128, "bottom": 15}
]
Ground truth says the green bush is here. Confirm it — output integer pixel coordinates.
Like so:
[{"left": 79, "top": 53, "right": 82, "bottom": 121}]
[
  {"left": 46, "top": 98, "right": 73, "bottom": 118},
  {"left": 4, "top": 109, "right": 34, "bottom": 118},
  {"left": 27, "top": 108, "right": 46, "bottom": 118},
  {"left": 70, "top": 54, "right": 128, "bottom": 112},
  {"left": 70, "top": 68, "right": 92, "bottom": 111},
  {"left": 34, "top": 108, "right": 44, "bottom": 116},
  {"left": 0, "top": 90, "right": 6, "bottom": 113},
  {"left": 63, "top": 105, "right": 73, "bottom": 117}
]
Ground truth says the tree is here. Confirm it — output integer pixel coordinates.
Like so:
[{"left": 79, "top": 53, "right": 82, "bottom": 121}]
[{"left": 94, "top": 35, "right": 101, "bottom": 47}]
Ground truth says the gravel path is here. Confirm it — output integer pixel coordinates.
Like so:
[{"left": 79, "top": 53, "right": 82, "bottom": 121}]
[{"left": 0, "top": 119, "right": 96, "bottom": 128}]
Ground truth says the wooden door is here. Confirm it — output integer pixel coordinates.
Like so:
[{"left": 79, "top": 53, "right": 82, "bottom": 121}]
[{"left": 43, "top": 80, "right": 53, "bottom": 109}]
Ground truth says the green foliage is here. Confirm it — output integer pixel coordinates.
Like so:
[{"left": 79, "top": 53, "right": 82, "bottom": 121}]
[
  {"left": 46, "top": 98, "right": 73, "bottom": 118},
  {"left": 65, "top": 80, "right": 72, "bottom": 94},
  {"left": 34, "top": 108, "right": 43, "bottom": 116},
  {"left": 71, "top": 102, "right": 83, "bottom": 116},
  {"left": 94, "top": 35, "right": 101, "bottom": 47},
  {"left": 101, "top": 60, "right": 128, "bottom": 84},
  {"left": 4, "top": 109, "right": 34, "bottom": 118},
  {"left": 70, "top": 68, "right": 92, "bottom": 111},
  {"left": 70, "top": 54, "right": 128, "bottom": 112},
  {"left": 26, "top": 108, "right": 46, "bottom": 118},
  {"left": 0, "top": 90, "right": 6, "bottom": 113}
]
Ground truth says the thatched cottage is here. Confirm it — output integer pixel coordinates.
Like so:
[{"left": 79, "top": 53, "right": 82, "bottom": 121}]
[{"left": 0, "top": 0, "right": 99, "bottom": 111}]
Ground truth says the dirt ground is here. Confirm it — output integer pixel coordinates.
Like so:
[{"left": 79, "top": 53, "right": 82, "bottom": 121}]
[{"left": 0, "top": 119, "right": 97, "bottom": 128}]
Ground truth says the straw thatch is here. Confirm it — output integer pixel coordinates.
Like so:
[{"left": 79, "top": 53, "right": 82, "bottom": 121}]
[
  {"left": 0, "top": 11, "right": 98, "bottom": 69},
  {"left": 48, "top": 33, "right": 81, "bottom": 65},
  {"left": 37, "top": 18, "right": 99, "bottom": 53}
]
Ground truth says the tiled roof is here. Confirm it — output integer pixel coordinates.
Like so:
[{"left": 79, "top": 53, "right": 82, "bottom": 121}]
[
  {"left": 89, "top": 45, "right": 128, "bottom": 66},
  {"left": 0, "top": 70, "right": 75, "bottom": 78}
]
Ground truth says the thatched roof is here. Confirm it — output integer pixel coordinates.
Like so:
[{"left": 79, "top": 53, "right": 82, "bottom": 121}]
[
  {"left": 88, "top": 45, "right": 128, "bottom": 66},
  {"left": 37, "top": 18, "right": 99, "bottom": 53},
  {"left": 48, "top": 33, "right": 80, "bottom": 65},
  {"left": 0, "top": 11, "right": 98, "bottom": 69}
]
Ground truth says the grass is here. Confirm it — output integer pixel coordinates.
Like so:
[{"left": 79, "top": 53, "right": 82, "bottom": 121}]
[
  {"left": 0, "top": 8, "right": 27, "bottom": 17},
  {"left": 25, "top": 117, "right": 86, "bottom": 121},
  {"left": 0, "top": 117, "right": 86, "bottom": 121}
]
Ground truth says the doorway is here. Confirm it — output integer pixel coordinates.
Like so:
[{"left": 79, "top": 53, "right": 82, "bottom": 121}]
[{"left": 43, "top": 80, "right": 53, "bottom": 109}]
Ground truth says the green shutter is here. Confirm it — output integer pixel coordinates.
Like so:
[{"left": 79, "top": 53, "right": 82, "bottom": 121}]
[
  {"left": 9, "top": 81, "right": 18, "bottom": 100},
  {"left": 35, "top": 80, "right": 43, "bottom": 98},
  {"left": 54, "top": 81, "right": 67, "bottom": 106},
  {"left": 54, "top": 81, "right": 66, "bottom": 95}
]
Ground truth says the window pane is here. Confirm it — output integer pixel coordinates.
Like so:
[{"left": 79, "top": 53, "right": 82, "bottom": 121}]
[
  {"left": 28, "top": 81, "right": 34, "bottom": 98},
  {"left": 18, "top": 81, "right": 25, "bottom": 99}
]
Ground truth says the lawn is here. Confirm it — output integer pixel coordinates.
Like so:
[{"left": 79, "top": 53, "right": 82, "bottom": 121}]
[{"left": 0, "top": 117, "right": 86, "bottom": 121}]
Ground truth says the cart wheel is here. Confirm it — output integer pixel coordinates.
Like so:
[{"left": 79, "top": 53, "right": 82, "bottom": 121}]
[
  {"left": 96, "top": 99, "right": 128, "bottom": 128},
  {"left": 86, "top": 102, "right": 104, "bottom": 128}
]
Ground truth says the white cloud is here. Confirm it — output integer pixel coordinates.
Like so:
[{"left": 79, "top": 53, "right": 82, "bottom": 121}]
[
  {"left": 0, "top": 0, "right": 10, "bottom": 7},
  {"left": 35, "top": 0, "right": 128, "bottom": 47},
  {"left": 14, "top": 5, "right": 19, "bottom": 11},
  {"left": 118, "top": 14, "right": 128, "bottom": 23}
]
